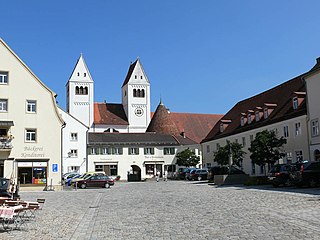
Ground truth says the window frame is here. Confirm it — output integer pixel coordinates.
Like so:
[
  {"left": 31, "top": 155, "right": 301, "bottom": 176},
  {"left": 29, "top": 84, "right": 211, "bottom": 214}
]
[
  {"left": 70, "top": 132, "right": 78, "bottom": 141},
  {"left": 70, "top": 149, "right": 78, "bottom": 157},
  {"left": 311, "top": 119, "right": 319, "bottom": 137},
  {"left": 0, "top": 71, "right": 8, "bottom": 84},
  {"left": 295, "top": 122, "right": 301, "bottom": 136},
  {"left": 128, "top": 147, "right": 139, "bottom": 155},
  {"left": 293, "top": 97, "right": 299, "bottom": 110},
  {"left": 164, "top": 147, "right": 175, "bottom": 155},
  {"left": 25, "top": 129, "right": 37, "bottom": 142},
  {"left": 26, "top": 100, "right": 37, "bottom": 113},
  {"left": 283, "top": 125, "right": 289, "bottom": 138},
  {"left": 144, "top": 147, "right": 155, "bottom": 155},
  {"left": 0, "top": 99, "right": 8, "bottom": 112}
]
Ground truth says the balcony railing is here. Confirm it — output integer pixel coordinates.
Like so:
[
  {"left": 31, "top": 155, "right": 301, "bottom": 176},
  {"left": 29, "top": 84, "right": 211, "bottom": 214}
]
[{"left": 0, "top": 136, "right": 13, "bottom": 150}]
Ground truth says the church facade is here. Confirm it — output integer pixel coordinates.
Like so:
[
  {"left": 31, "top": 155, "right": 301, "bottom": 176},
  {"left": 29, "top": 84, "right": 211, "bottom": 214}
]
[{"left": 63, "top": 55, "right": 222, "bottom": 180}]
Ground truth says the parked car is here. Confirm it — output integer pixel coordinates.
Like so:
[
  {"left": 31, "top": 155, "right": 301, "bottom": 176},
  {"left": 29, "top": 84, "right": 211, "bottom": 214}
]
[
  {"left": 189, "top": 169, "right": 208, "bottom": 181},
  {"left": 268, "top": 164, "right": 293, "bottom": 187},
  {"left": 293, "top": 161, "right": 320, "bottom": 187},
  {"left": 62, "top": 172, "right": 78, "bottom": 181},
  {"left": 75, "top": 175, "right": 115, "bottom": 189},
  {"left": 65, "top": 174, "right": 81, "bottom": 186},
  {"left": 70, "top": 171, "right": 106, "bottom": 185},
  {"left": 207, "top": 166, "right": 245, "bottom": 180},
  {"left": 185, "top": 168, "right": 198, "bottom": 180}
]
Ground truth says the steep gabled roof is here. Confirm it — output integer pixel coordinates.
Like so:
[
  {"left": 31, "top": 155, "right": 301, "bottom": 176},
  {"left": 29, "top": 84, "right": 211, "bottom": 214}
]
[
  {"left": 122, "top": 59, "right": 138, "bottom": 87},
  {"left": 202, "top": 74, "right": 306, "bottom": 143},
  {"left": 94, "top": 103, "right": 128, "bottom": 125},
  {"left": 68, "top": 54, "right": 93, "bottom": 83}
]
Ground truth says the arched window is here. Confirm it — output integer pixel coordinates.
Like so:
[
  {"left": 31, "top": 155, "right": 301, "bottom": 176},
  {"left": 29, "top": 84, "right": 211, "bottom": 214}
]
[
  {"left": 314, "top": 149, "right": 320, "bottom": 161},
  {"left": 77, "top": 72, "right": 80, "bottom": 76},
  {"left": 133, "top": 89, "right": 137, "bottom": 97},
  {"left": 75, "top": 86, "right": 80, "bottom": 95},
  {"left": 79, "top": 86, "right": 84, "bottom": 95},
  {"left": 83, "top": 87, "right": 88, "bottom": 95},
  {"left": 137, "top": 89, "right": 141, "bottom": 97},
  {"left": 141, "top": 89, "right": 145, "bottom": 98}
]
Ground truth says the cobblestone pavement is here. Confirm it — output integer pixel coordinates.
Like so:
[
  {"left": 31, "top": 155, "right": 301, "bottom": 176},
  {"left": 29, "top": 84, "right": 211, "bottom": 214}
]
[{"left": 1, "top": 181, "right": 320, "bottom": 240}]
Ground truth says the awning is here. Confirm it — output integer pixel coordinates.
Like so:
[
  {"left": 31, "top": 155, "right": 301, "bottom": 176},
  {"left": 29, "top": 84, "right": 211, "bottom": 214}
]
[{"left": 0, "top": 121, "right": 14, "bottom": 126}]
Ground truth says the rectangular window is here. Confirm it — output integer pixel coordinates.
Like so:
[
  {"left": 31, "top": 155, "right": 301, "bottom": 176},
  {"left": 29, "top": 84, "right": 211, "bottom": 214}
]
[
  {"left": 216, "top": 143, "right": 220, "bottom": 150},
  {"left": 242, "top": 137, "right": 246, "bottom": 147},
  {"left": 95, "top": 165, "right": 103, "bottom": 171},
  {"left": 264, "top": 108, "right": 268, "bottom": 119},
  {"left": 255, "top": 111, "right": 260, "bottom": 121},
  {"left": 283, "top": 126, "right": 289, "bottom": 138},
  {"left": 293, "top": 97, "right": 298, "bottom": 110},
  {"left": 0, "top": 72, "right": 8, "bottom": 84},
  {"left": 311, "top": 119, "right": 319, "bottom": 137},
  {"left": 250, "top": 135, "right": 254, "bottom": 143},
  {"left": 164, "top": 147, "right": 175, "bottom": 155},
  {"left": 110, "top": 147, "right": 123, "bottom": 155},
  {"left": 240, "top": 116, "right": 245, "bottom": 126},
  {"left": 144, "top": 147, "right": 155, "bottom": 155},
  {"left": 295, "top": 122, "right": 301, "bottom": 136},
  {"left": 70, "top": 149, "right": 78, "bottom": 157},
  {"left": 128, "top": 147, "right": 139, "bottom": 155},
  {"left": 295, "top": 151, "right": 303, "bottom": 162},
  {"left": 206, "top": 145, "right": 210, "bottom": 153},
  {"left": 247, "top": 114, "right": 251, "bottom": 124},
  {"left": 26, "top": 100, "right": 36, "bottom": 113},
  {"left": 0, "top": 99, "right": 8, "bottom": 112},
  {"left": 260, "top": 165, "right": 264, "bottom": 174},
  {"left": 251, "top": 162, "right": 256, "bottom": 175},
  {"left": 70, "top": 133, "right": 78, "bottom": 141},
  {"left": 25, "top": 129, "right": 36, "bottom": 142},
  {"left": 235, "top": 139, "right": 238, "bottom": 144}
]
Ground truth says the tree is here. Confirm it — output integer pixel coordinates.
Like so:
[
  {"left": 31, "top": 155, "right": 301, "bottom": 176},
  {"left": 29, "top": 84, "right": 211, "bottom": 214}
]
[
  {"left": 213, "top": 140, "right": 246, "bottom": 168},
  {"left": 176, "top": 148, "right": 200, "bottom": 167},
  {"left": 249, "top": 130, "right": 287, "bottom": 167}
]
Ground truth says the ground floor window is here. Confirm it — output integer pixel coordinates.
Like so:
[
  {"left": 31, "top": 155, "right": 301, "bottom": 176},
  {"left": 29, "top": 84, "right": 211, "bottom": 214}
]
[
  {"left": 145, "top": 164, "right": 154, "bottom": 175},
  {"left": 68, "top": 166, "right": 80, "bottom": 173},
  {"left": 18, "top": 167, "right": 47, "bottom": 185},
  {"left": 166, "top": 164, "right": 176, "bottom": 173},
  {"left": 95, "top": 164, "right": 118, "bottom": 176}
]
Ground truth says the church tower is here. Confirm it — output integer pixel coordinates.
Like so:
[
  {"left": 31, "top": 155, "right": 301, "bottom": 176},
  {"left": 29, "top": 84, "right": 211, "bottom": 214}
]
[
  {"left": 66, "top": 54, "right": 94, "bottom": 128},
  {"left": 121, "top": 59, "right": 151, "bottom": 133}
]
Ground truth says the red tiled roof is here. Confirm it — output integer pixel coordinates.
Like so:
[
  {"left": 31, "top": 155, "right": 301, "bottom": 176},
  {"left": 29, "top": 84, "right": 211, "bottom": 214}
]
[
  {"left": 147, "top": 103, "right": 181, "bottom": 136},
  {"left": 122, "top": 60, "right": 138, "bottom": 87},
  {"left": 148, "top": 102, "right": 223, "bottom": 144},
  {"left": 202, "top": 74, "right": 307, "bottom": 143},
  {"left": 94, "top": 103, "right": 128, "bottom": 125},
  {"left": 170, "top": 112, "right": 223, "bottom": 144}
]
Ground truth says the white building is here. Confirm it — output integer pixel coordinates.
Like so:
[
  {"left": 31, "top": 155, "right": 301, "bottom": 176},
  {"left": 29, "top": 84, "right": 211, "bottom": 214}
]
[
  {"left": 202, "top": 65, "right": 311, "bottom": 175},
  {"left": 63, "top": 55, "right": 222, "bottom": 178},
  {"left": 58, "top": 107, "right": 88, "bottom": 174},
  {"left": 0, "top": 38, "right": 64, "bottom": 190}
]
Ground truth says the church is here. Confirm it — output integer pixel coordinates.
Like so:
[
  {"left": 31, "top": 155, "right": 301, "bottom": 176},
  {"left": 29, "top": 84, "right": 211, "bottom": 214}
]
[{"left": 60, "top": 54, "right": 222, "bottom": 180}]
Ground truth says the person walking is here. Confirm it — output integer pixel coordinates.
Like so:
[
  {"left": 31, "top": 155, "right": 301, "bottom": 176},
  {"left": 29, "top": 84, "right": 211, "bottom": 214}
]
[
  {"left": 163, "top": 170, "right": 168, "bottom": 182},
  {"left": 156, "top": 170, "right": 160, "bottom": 182}
]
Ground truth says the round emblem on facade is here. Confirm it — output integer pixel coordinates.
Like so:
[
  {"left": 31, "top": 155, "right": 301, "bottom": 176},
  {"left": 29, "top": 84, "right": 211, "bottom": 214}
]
[{"left": 135, "top": 108, "right": 144, "bottom": 117}]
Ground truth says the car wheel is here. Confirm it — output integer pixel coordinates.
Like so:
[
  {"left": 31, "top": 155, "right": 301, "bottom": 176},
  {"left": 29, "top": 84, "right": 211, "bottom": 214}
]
[
  {"left": 198, "top": 176, "right": 202, "bottom": 181},
  {"left": 80, "top": 183, "right": 86, "bottom": 189},
  {"left": 272, "top": 183, "right": 279, "bottom": 188},
  {"left": 105, "top": 183, "right": 110, "bottom": 188}
]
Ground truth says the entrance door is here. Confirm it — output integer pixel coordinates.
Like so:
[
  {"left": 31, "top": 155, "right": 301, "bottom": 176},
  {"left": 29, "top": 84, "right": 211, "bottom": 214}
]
[
  {"left": 18, "top": 167, "right": 32, "bottom": 184},
  {"left": 156, "top": 164, "right": 162, "bottom": 177}
]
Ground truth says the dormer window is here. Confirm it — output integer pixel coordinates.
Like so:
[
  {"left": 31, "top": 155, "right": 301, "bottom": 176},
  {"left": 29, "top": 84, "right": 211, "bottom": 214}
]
[
  {"left": 247, "top": 113, "right": 252, "bottom": 124},
  {"left": 255, "top": 111, "right": 260, "bottom": 121},
  {"left": 220, "top": 123, "right": 224, "bottom": 133},
  {"left": 264, "top": 108, "right": 268, "bottom": 119},
  {"left": 293, "top": 97, "right": 298, "bottom": 110},
  {"left": 241, "top": 116, "right": 245, "bottom": 126}
]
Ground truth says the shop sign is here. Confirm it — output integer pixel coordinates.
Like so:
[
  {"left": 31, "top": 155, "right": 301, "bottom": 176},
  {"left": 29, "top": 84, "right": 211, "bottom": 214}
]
[
  {"left": 18, "top": 162, "right": 33, "bottom": 167},
  {"left": 21, "top": 146, "right": 45, "bottom": 158},
  {"left": 33, "top": 162, "right": 48, "bottom": 167}
]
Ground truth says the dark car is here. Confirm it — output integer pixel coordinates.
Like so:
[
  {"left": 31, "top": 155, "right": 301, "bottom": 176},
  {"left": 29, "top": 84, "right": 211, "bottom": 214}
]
[
  {"left": 75, "top": 175, "right": 115, "bottom": 189},
  {"left": 293, "top": 161, "right": 320, "bottom": 187},
  {"left": 189, "top": 169, "right": 208, "bottom": 181},
  {"left": 207, "top": 166, "right": 245, "bottom": 180},
  {"left": 268, "top": 164, "right": 293, "bottom": 187}
]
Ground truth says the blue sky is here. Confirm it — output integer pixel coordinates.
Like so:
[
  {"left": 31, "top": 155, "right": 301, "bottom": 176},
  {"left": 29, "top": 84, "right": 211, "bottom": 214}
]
[{"left": 2, "top": 1, "right": 320, "bottom": 114}]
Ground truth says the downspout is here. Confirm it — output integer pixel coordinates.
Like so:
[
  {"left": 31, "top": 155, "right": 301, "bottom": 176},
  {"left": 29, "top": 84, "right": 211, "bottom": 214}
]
[
  {"left": 61, "top": 122, "right": 66, "bottom": 187},
  {"left": 86, "top": 127, "right": 89, "bottom": 172}
]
